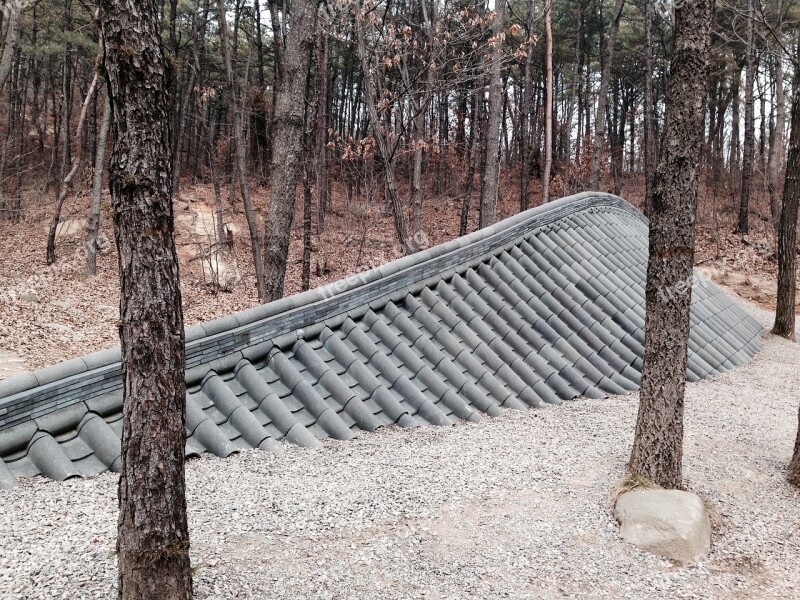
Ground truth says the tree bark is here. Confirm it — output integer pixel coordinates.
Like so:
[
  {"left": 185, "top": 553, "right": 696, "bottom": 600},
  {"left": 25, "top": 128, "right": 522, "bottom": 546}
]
[
  {"left": 86, "top": 91, "right": 112, "bottom": 276},
  {"left": 542, "top": 0, "right": 553, "bottom": 203},
  {"left": 772, "top": 53, "right": 799, "bottom": 341},
  {"left": 262, "top": 0, "right": 317, "bottom": 302},
  {"left": 519, "top": 0, "right": 536, "bottom": 211},
  {"left": 589, "top": 0, "right": 626, "bottom": 191},
  {"left": 479, "top": 0, "right": 507, "bottom": 228},
  {"left": 643, "top": 0, "right": 657, "bottom": 217},
  {"left": 628, "top": 0, "right": 714, "bottom": 489},
  {"left": 0, "top": 0, "right": 21, "bottom": 93},
  {"left": 99, "top": 0, "right": 193, "bottom": 597},
  {"left": 736, "top": 0, "right": 756, "bottom": 234},
  {"left": 767, "top": 2, "right": 785, "bottom": 236}
]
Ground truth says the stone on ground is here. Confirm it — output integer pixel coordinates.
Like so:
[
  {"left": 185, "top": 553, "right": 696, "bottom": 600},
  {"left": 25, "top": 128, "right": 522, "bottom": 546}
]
[{"left": 614, "top": 489, "right": 711, "bottom": 564}]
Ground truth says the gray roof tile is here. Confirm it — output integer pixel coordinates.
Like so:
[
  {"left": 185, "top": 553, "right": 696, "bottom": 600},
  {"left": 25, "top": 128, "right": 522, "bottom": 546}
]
[{"left": 0, "top": 193, "right": 764, "bottom": 486}]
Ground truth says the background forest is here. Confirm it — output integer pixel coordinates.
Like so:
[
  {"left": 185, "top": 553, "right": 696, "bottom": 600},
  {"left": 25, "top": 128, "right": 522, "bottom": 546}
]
[{"left": 0, "top": 0, "right": 797, "bottom": 370}]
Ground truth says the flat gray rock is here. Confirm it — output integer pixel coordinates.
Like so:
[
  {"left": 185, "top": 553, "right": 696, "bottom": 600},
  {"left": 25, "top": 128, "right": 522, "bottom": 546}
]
[{"left": 615, "top": 489, "right": 711, "bottom": 564}]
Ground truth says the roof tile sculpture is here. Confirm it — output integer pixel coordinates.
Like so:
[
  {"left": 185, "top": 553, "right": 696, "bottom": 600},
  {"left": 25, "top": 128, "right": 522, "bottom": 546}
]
[{"left": 0, "top": 193, "right": 763, "bottom": 488}]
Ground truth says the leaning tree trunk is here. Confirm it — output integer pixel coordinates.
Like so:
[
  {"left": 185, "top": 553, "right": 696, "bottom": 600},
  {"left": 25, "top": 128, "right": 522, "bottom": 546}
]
[
  {"left": 589, "top": 0, "right": 626, "bottom": 191},
  {"left": 262, "top": 0, "right": 317, "bottom": 302},
  {"left": 628, "top": 0, "right": 714, "bottom": 489},
  {"left": 99, "top": 0, "right": 193, "bottom": 597},
  {"left": 86, "top": 91, "right": 111, "bottom": 276},
  {"left": 736, "top": 0, "right": 757, "bottom": 234},
  {"left": 479, "top": 0, "right": 507, "bottom": 228}
]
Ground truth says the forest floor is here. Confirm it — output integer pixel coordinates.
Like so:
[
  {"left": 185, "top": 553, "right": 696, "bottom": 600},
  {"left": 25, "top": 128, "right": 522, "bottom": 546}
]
[{"left": 0, "top": 174, "right": 797, "bottom": 376}]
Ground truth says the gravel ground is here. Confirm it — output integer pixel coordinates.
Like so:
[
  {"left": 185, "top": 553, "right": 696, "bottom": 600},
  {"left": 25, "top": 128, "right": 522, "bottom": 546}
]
[{"left": 1, "top": 300, "right": 799, "bottom": 600}]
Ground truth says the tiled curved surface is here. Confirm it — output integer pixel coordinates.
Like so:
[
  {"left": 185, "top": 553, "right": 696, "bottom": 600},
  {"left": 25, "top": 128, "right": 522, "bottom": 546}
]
[{"left": 0, "top": 193, "right": 763, "bottom": 488}]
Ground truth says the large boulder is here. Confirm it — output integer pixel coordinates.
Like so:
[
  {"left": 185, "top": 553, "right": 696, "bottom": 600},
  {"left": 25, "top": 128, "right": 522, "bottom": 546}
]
[{"left": 614, "top": 489, "right": 711, "bottom": 564}]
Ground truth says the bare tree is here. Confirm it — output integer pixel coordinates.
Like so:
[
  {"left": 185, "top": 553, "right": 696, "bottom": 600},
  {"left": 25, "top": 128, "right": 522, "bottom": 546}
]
[
  {"left": 99, "top": 0, "right": 193, "bottom": 596},
  {"left": 628, "top": 0, "right": 714, "bottom": 488}
]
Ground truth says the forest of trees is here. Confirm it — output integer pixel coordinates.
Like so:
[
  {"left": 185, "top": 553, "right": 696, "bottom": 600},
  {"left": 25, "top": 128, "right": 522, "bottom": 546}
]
[{"left": 0, "top": 0, "right": 794, "bottom": 286}]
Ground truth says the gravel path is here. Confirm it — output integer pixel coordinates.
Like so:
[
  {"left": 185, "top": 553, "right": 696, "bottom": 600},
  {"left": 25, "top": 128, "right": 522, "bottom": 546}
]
[{"left": 1, "top": 300, "right": 799, "bottom": 599}]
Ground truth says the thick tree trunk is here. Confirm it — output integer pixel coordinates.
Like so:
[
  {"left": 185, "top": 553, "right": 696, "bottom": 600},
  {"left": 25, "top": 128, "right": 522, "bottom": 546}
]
[
  {"left": 542, "top": 1, "right": 553, "bottom": 203},
  {"left": 86, "top": 91, "right": 111, "bottom": 276},
  {"left": 772, "top": 59, "right": 799, "bottom": 341},
  {"left": 736, "top": 0, "right": 756, "bottom": 234},
  {"left": 262, "top": 0, "right": 317, "bottom": 302},
  {"left": 628, "top": 0, "right": 713, "bottom": 489},
  {"left": 479, "top": 0, "right": 507, "bottom": 228},
  {"left": 589, "top": 0, "right": 625, "bottom": 191},
  {"left": 99, "top": 0, "right": 193, "bottom": 597}
]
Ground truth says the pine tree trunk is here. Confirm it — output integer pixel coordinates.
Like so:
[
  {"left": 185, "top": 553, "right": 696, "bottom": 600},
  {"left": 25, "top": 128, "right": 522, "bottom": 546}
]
[
  {"left": 518, "top": 0, "right": 535, "bottom": 211},
  {"left": 262, "top": 0, "right": 317, "bottom": 302},
  {"left": 643, "top": 0, "right": 657, "bottom": 217},
  {"left": 767, "top": 2, "right": 785, "bottom": 236},
  {"left": 736, "top": 0, "right": 756, "bottom": 234},
  {"left": 628, "top": 0, "right": 714, "bottom": 489},
  {"left": 99, "top": 0, "right": 193, "bottom": 597},
  {"left": 542, "top": 1, "right": 553, "bottom": 203},
  {"left": 772, "top": 55, "right": 799, "bottom": 341},
  {"left": 86, "top": 91, "right": 111, "bottom": 276},
  {"left": 479, "top": 0, "right": 507, "bottom": 228},
  {"left": 460, "top": 91, "right": 481, "bottom": 236},
  {"left": 0, "top": 0, "right": 21, "bottom": 93},
  {"left": 315, "top": 26, "right": 329, "bottom": 235}
]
